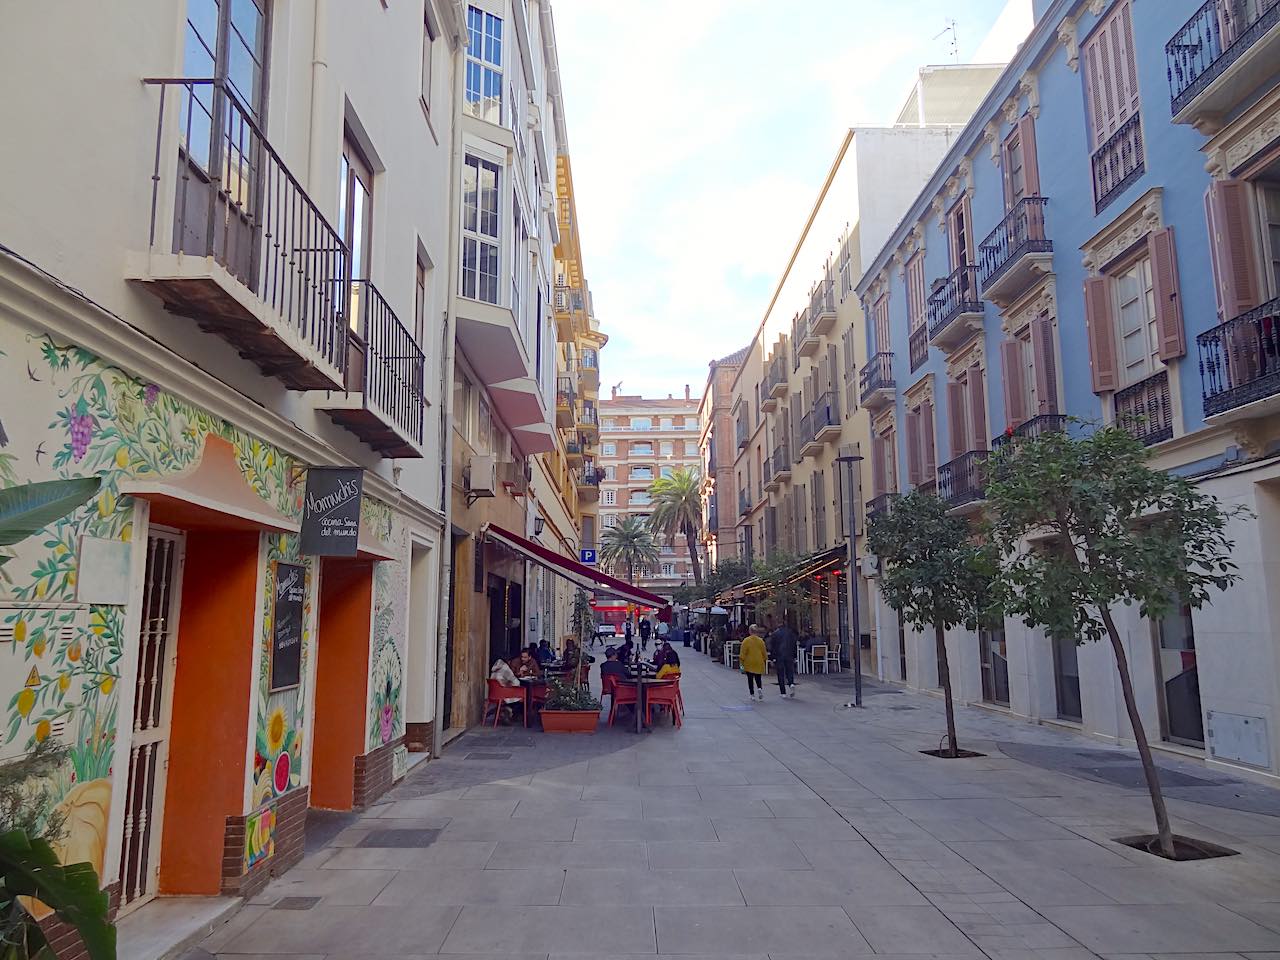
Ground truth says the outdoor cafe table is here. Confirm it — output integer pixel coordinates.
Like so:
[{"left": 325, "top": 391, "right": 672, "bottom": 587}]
[{"left": 623, "top": 668, "right": 666, "bottom": 734}]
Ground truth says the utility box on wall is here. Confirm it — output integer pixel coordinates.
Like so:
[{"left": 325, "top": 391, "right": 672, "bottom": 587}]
[{"left": 1206, "top": 710, "right": 1270, "bottom": 770}]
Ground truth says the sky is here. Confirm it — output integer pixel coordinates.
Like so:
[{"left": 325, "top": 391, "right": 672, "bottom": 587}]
[{"left": 551, "top": 0, "right": 1033, "bottom": 401}]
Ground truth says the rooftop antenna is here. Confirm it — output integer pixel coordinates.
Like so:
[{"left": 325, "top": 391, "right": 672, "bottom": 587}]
[{"left": 934, "top": 18, "right": 959, "bottom": 62}]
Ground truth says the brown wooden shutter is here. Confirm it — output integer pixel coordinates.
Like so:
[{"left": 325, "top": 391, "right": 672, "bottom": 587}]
[
  {"left": 870, "top": 432, "right": 885, "bottom": 496},
  {"left": 1031, "top": 316, "right": 1059, "bottom": 415},
  {"left": 1084, "top": 277, "right": 1119, "bottom": 393},
  {"left": 1208, "top": 179, "right": 1261, "bottom": 321},
  {"left": 1000, "top": 338, "right": 1030, "bottom": 427},
  {"left": 947, "top": 381, "right": 968, "bottom": 457},
  {"left": 968, "top": 362, "right": 988, "bottom": 451},
  {"left": 1117, "top": 2, "right": 1140, "bottom": 118},
  {"left": 886, "top": 428, "right": 898, "bottom": 492},
  {"left": 1019, "top": 114, "right": 1040, "bottom": 196},
  {"left": 921, "top": 400, "right": 937, "bottom": 482},
  {"left": 906, "top": 410, "right": 922, "bottom": 486},
  {"left": 1148, "top": 227, "right": 1186, "bottom": 360},
  {"left": 827, "top": 343, "right": 840, "bottom": 396},
  {"left": 789, "top": 394, "right": 802, "bottom": 460}
]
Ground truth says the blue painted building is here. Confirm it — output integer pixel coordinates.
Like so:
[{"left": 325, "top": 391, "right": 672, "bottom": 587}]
[{"left": 855, "top": 0, "right": 1280, "bottom": 779}]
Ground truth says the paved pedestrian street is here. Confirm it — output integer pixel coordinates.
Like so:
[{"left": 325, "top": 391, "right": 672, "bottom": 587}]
[{"left": 187, "top": 651, "right": 1280, "bottom": 960}]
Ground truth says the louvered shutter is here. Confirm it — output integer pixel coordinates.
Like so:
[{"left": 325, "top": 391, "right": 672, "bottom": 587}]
[
  {"left": 1019, "top": 114, "right": 1040, "bottom": 197},
  {"left": 968, "top": 363, "right": 988, "bottom": 451},
  {"left": 1147, "top": 227, "right": 1186, "bottom": 359},
  {"left": 886, "top": 428, "right": 898, "bottom": 492},
  {"left": 1084, "top": 277, "right": 1119, "bottom": 393},
  {"left": 906, "top": 410, "right": 922, "bottom": 487},
  {"left": 871, "top": 432, "right": 885, "bottom": 497},
  {"left": 789, "top": 394, "right": 802, "bottom": 461},
  {"left": 921, "top": 400, "right": 937, "bottom": 482},
  {"left": 947, "top": 381, "right": 968, "bottom": 457},
  {"left": 1116, "top": 3, "right": 1140, "bottom": 120},
  {"left": 796, "top": 484, "right": 807, "bottom": 554},
  {"left": 1031, "top": 317, "right": 1059, "bottom": 415},
  {"left": 1207, "top": 180, "right": 1261, "bottom": 321},
  {"left": 1000, "top": 338, "right": 1030, "bottom": 427}
]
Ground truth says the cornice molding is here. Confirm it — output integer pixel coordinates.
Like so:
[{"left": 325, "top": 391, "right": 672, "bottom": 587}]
[
  {"left": 1057, "top": 15, "right": 1079, "bottom": 73},
  {"left": 1000, "top": 275, "right": 1058, "bottom": 336},
  {"left": 1080, "top": 187, "right": 1164, "bottom": 275}
]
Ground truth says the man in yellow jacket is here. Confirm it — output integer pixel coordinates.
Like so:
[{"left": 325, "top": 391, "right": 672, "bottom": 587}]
[{"left": 739, "top": 624, "right": 768, "bottom": 702}]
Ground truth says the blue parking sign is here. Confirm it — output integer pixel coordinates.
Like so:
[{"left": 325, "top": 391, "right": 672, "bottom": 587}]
[{"left": 580, "top": 548, "right": 597, "bottom": 565}]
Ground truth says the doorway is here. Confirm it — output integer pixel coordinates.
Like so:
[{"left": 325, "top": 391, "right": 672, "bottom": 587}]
[
  {"left": 487, "top": 574, "right": 508, "bottom": 665},
  {"left": 1052, "top": 632, "right": 1082, "bottom": 721},
  {"left": 404, "top": 542, "right": 435, "bottom": 751},
  {"left": 117, "top": 528, "right": 184, "bottom": 914},
  {"left": 897, "top": 615, "right": 908, "bottom": 682},
  {"left": 979, "top": 625, "right": 1010, "bottom": 707},
  {"left": 1154, "top": 595, "right": 1204, "bottom": 746},
  {"left": 443, "top": 534, "right": 463, "bottom": 728}
]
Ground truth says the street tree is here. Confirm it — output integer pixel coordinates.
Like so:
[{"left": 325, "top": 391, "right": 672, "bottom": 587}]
[
  {"left": 600, "top": 516, "right": 659, "bottom": 584},
  {"left": 648, "top": 467, "right": 704, "bottom": 585},
  {"left": 867, "top": 490, "right": 999, "bottom": 758},
  {"left": 704, "top": 556, "right": 752, "bottom": 602},
  {"left": 985, "top": 424, "right": 1243, "bottom": 858},
  {"left": 749, "top": 550, "right": 807, "bottom": 630}
]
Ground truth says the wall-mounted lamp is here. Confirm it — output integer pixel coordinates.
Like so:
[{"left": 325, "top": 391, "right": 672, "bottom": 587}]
[{"left": 533, "top": 517, "right": 546, "bottom": 536}]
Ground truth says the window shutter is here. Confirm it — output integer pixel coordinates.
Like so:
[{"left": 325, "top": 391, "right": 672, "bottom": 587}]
[
  {"left": 886, "top": 428, "right": 898, "bottom": 492},
  {"left": 1001, "top": 135, "right": 1015, "bottom": 208},
  {"left": 906, "top": 410, "right": 922, "bottom": 487},
  {"left": 947, "top": 380, "right": 968, "bottom": 457},
  {"left": 967, "top": 362, "right": 988, "bottom": 451},
  {"left": 1207, "top": 179, "right": 1261, "bottom": 321},
  {"left": 1084, "top": 277, "right": 1119, "bottom": 393},
  {"left": 1148, "top": 227, "right": 1186, "bottom": 360},
  {"left": 1000, "top": 338, "right": 1030, "bottom": 427},
  {"left": 1018, "top": 114, "right": 1040, "bottom": 196},
  {"left": 789, "top": 394, "right": 802, "bottom": 460},
  {"left": 871, "top": 432, "right": 885, "bottom": 496},
  {"left": 828, "top": 344, "right": 840, "bottom": 395},
  {"left": 1031, "top": 316, "right": 1059, "bottom": 415},
  {"left": 1117, "top": 2, "right": 1140, "bottom": 118},
  {"left": 921, "top": 400, "right": 937, "bottom": 481}
]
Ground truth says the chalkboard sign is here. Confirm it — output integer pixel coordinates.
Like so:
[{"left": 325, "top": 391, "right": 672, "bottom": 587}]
[
  {"left": 300, "top": 468, "right": 364, "bottom": 556},
  {"left": 270, "top": 562, "right": 306, "bottom": 691}
]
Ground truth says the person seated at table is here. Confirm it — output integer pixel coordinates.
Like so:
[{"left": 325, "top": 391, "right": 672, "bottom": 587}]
[
  {"left": 535, "top": 639, "right": 555, "bottom": 665},
  {"left": 509, "top": 645, "right": 542, "bottom": 680},
  {"left": 651, "top": 642, "right": 668, "bottom": 669},
  {"left": 656, "top": 643, "right": 681, "bottom": 679},
  {"left": 490, "top": 658, "right": 525, "bottom": 723},
  {"left": 600, "top": 647, "right": 629, "bottom": 680},
  {"left": 617, "top": 638, "right": 634, "bottom": 666}
]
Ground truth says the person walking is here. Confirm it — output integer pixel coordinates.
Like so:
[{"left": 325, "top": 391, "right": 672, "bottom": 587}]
[
  {"left": 769, "top": 619, "right": 799, "bottom": 698},
  {"left": 639, "top": 616, "right": 652, "bottom": 650},
  {"left": 739, "top": 624, "right": 768, "bottom": 702}
]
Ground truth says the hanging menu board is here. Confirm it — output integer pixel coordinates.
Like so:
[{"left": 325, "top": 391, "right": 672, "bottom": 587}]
[
  {"left": 270, "top": 562, "right": 305, "bottom": 690},
  {"left": 300, "top": 467, "right": 364, "bottom": 556}
]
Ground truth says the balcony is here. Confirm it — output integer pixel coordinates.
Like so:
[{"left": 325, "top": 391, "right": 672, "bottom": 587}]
[
  {"left": 739, "top": 490, "right": 751, "bottom": 516},
  {"left": 134, "top": 79, "right": 346, "bottom": 390},
  {"left": 556, "top": 377, "right": 575, "bottom": 428},
  {"left": 796, "top": 310, "right": 820, "bottom": 358},
  {"left": 1197, "top": 297, "right": 1280, "bottom": 420},
  {"left": 772, "top": 444, "right": 792, "bottom": 484},
  {"left": 1092, "top": 114, "right": 1145, "bottom": 215},
  {"left": 928, "top": 265, "right": 984, "bottom": 351},
  {"left": 937, "top": 451, "right": 990, "bottom": 511},
  {"left": 576, "top": 403, "right": 599, "bottom": 437},
  {"left": 866, "top": 493, "right": 898, "bottom": 518},
  {"left": 576, "top": 466, "right": 601, "bottom": 501},
  {"left": 908, "top": 325, "right": 929, "bottom": 373},
  {"left": 991, "top": 413, "right": 1068, "bottom": 449},
  {"left": 736, "top": 418, "right": 750, "bottom": 450},
  {"left": 978, "top": 197, "right": 1052, "bottom": 307},
  {"left": 578, "top": 347, "right": 600, "bottom": 391},
  {"left": 859, "top": 352, "right": 896, "bottom": 410},
  {"left": 799, "top": 412, "right": 818, "bottom": 459},
  {"left": 1167, "top": 0, "right": 1280, "bottom": 130},
  {"left": 762, "top": 456, "right": 773, "bottom": 490},
  {"left": 1114, "top": 370, "right": 1174, "bottom": 445},
  {"left": 810, "top": 284, "right": 837, "bottom": 336},
  {"left": 314, "top": 282, "right": 426, "bottom": 457},
  {"left": 812, "top": 391, "right": 841, "bottom": 444},
  {"left": 768, "top": 356, "right": 789, "bottom": 399},
  {"left": 565, "top": 435, "right": 584, "bottom": 465}
]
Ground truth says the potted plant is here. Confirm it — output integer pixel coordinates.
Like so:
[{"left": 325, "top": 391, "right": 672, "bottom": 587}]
[{"left": 539, "top": 677, "right": 601, "bottom": 734}]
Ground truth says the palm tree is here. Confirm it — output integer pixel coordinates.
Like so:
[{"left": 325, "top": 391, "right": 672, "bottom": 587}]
[
  {"left": 648, "top": 467, "right": 704, "bottom": 585},
  {"left": 600, "top": 516, "right": 659, "bottom": 583}
]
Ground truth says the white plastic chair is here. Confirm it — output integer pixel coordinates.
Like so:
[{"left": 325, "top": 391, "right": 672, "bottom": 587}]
[
  {"left": 827, "top": 643, "right": 842, "bottom": 673},
  {"left": 809, "top": 644, "right": 829, "bottom": 675}
]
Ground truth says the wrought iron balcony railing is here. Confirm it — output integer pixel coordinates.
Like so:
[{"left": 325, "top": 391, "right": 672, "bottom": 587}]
[
  {"left": 1197, "top": 296, "right": 1280, "bottom": 417},
  {"left": 739, "top": 490, "right": 751, "bottom": 515},
  {"left": 928, "top": 264, "right": 982, "bottom": 340},
  {"left": 908, "top": 325, "right": 929, "bottom": 372},
  {"left": 978, "top": 197, "right": 1051, "bottom": 293},
  {"left": 937, "top": 450, "right": 990, "bottom": 508},
  {"left": 1114, "top": 369, "right": 1174, "bottom": 445},
  {"left": 1167, "top": 0, "right": 1280, "bottom": 114},
  {"left": 812, "top": 391, "right": 840, "bottom": 434},
  {"left": 798, "top": 412, "right": 814, "bottom": 457},
  {"left": 991, "top": 413, "right": 1068, "bottom": 449},
  {"left": 772, "top": 444, "right": 791, "bottom": 476},
  {"left": 1091, "top": 113, "right": 1145, "bottom": 215},
  {"left": 859, "top": 351, "right": 895, "bottom": 404},
  {"left": 866, "top": 493, "right": 898, "bottom": 518}
]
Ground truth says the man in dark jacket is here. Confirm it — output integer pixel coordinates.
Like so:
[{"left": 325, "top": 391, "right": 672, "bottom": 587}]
[{"left": 769, "top": 621, "right": 799, "bottom": 698}]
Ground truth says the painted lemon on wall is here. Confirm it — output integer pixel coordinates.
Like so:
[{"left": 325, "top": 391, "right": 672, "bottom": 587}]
[{"left": 17, "top": 689, "right": 35, "bottom": 718}]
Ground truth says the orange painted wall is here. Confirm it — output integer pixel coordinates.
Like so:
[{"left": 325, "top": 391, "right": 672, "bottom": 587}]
[
  {"left": 158, "top": 530, "right": 259, "bottom": 895},
  {"left": 309, "top": 559, "right": 373, "bottom": 810}
]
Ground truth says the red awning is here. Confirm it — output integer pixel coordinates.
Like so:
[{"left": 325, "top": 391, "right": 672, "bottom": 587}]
[{"left": 483, "top": 523, "right": 669, "bottom": 608}]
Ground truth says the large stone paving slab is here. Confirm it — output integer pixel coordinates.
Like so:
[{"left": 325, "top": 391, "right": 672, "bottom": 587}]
[
  {"left": 1040, "top": 903, "right": 1280, "bottom": 953},
  {"left": 655, "top": 905, "right": 872, "bottom": 955},
  {"left": 442, "top": 905, "right": 657, "bottom": 954}
]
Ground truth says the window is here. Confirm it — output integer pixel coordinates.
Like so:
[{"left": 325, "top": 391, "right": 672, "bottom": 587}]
[
  {"left": 1259, "top": 182, "right": 1280, "bottom": 298},
  {"left": 660, "top": 465, "right": 674, "bottom": 478},
  {"left": 631, "top": 491, "right": 651, "bottom": 505},
  {"left": 477, "top": 395, "right": 492, "bottom": 453},
  {"left": 464, "top": 5, "right": 503, "bottom": 124},
  {"left": 414, "top": 256, "right": 428, "bottom": 344},
  {"left": 461, "top": 155, "right": 500, "bottom": 303},
  {"left": 339, "top": 134, "right": 374, "bottom": 330},
  {"left": 947, "top": 197, "right": 974, "bottom": 270},
  {"left": 906, "top": 254, "right": 926, "bottom": 331},
  {"left": 602, "top": 442, "right": 616, "bottom": 457},
  {"left": 1081, "top": 1, "right": 1139, "bottom": 152},
  {"left": 630, "top": 466, "right": 653, "bottom": 480},
  {"left": 602, "top": 418, "right": 615, "bottom": 430},
  {"left": 999, "top": 318, "right": 1058, "bottom": 425},
  {"left": 684, "top": 416, "right": 697, "bottom": 429},
  {"left": 905, "top": 401, "right": 937, "bottom": 490},
  {"left": 873, "top": 294, "right": 890, "bottom": 353},
  {"left": 1005, "top": 131, "right": 1027, "bottom": 204},
  {"left": 1113, "top": 255, "right": 1160, "bottom": 387},
  {"left": 184, "top": 0, "right": 268, "bottom": 121},
  {"left": 661, "top": 417, "right": 673, "bottom": 430},
  {"left": 684, "top": 441, "right": 697, "bottom": 456},
  {"left": 632, "top": 444, "right": 654, "bottom": 457},
  {"left": 454, "top": 371, "right": 473, "bottom": 441},
  {"left": 660, "top": 563, "right": 676, "bottom": 577},
  {"left": 660, "top": 441, "right": 674, "bottom": 457},
  {"left": 603, "top": 465, "right": 616, "bottom": 480},
  {"left": 631, "top": 417, "right": 651, "bottom": 431},
  {"left": 602, "top": 489, "right": 616, "bottom": 506},
  {"left": 421, "top": 12, "right": 437, "bottom": 112},
  {"left": 603, "top": 513, "right": 618, "bottom": 528},
  {"left": 946, "top": 364, "right": 988, "bottom": 457}
]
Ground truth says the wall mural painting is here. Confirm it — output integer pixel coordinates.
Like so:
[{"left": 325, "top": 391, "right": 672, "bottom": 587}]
[
  {"left": 0, "top": 333, "right": 300, "bottom": 885},
  {"left": 367, "top": 559, "right": 405, "bottom": 751},
  {"left": 244, "top": 805, "right": 276, "bottom": 870}
]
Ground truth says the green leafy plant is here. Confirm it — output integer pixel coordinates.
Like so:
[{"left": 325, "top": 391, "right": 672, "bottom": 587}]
[
  {"left": 986, "top": 424, "right": 1245, "bottom": 858},
  {"left": 542, "top": 677, "right": 601, "bottom": 712},
  {"left": 749, "top": 550, "right": 806, "bottom": 628},
  {"left": 867, "top": 490, "right": 1000, "bottom": 758},
  {"left": 569, "top": 589, "right": 595, "bottom": 649},
  {"left": 0, "top": 479, "right": 102, "bottom": 571},
  {"left": 600, "top": 516, "right": 659, "bottom": 583},
  {"left": 647, "top": 467, "right": 705, "bottom": 584}
]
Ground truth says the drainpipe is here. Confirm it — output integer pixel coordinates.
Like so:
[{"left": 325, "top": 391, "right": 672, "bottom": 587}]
[
  {"left": 432, "top": 6, "right": 466, "bottom": 760},
  {"left": 307, "top": 0, "right": 330, "bottom": 192}
]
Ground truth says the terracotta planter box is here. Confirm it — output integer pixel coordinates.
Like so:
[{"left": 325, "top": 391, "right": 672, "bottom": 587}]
[{"left": 540, "top": 709, "right": 600, "bottom": 733}]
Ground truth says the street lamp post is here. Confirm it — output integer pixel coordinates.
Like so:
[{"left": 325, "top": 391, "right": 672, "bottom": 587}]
[{"left": 835, "top": 449, "right": 864, "bottom": 707}]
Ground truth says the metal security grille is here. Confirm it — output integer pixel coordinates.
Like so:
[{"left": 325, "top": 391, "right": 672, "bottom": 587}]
[{"left": 117, "top": 529, "right": 183, "bottom": 912}]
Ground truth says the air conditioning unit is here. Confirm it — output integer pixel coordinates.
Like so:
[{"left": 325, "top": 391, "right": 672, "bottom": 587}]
[
  {"left": 466, "top": 455, "right": 497, "bottom": 501},
  {"left": 860, "top": 554, "right": 880, "bottom": 578},
  {"left": 498, "top": 460, "right": 528, "bottom": 497},
  {"left": 541, "top": 188, "right": 555, "bottom": 216},
  {"left": 526, "top": 101, "right": 542, "bottom": 131}
]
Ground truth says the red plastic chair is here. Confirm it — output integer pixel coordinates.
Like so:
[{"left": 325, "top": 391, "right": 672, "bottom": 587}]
[
  {"left": 646, "top": 681, "right": 683, "bottom": 728},
  {"left": 528, "top": 680, "right": 549, "bottom": 708},
  {"left": 600, "top": 673, "right": 619, "bottom": 702},
  {"left": 607, "top": 681, "right": 639, "bottom": 727},
  {"left": 486, "top": 679, "right": 528, "bottom": 728}
]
